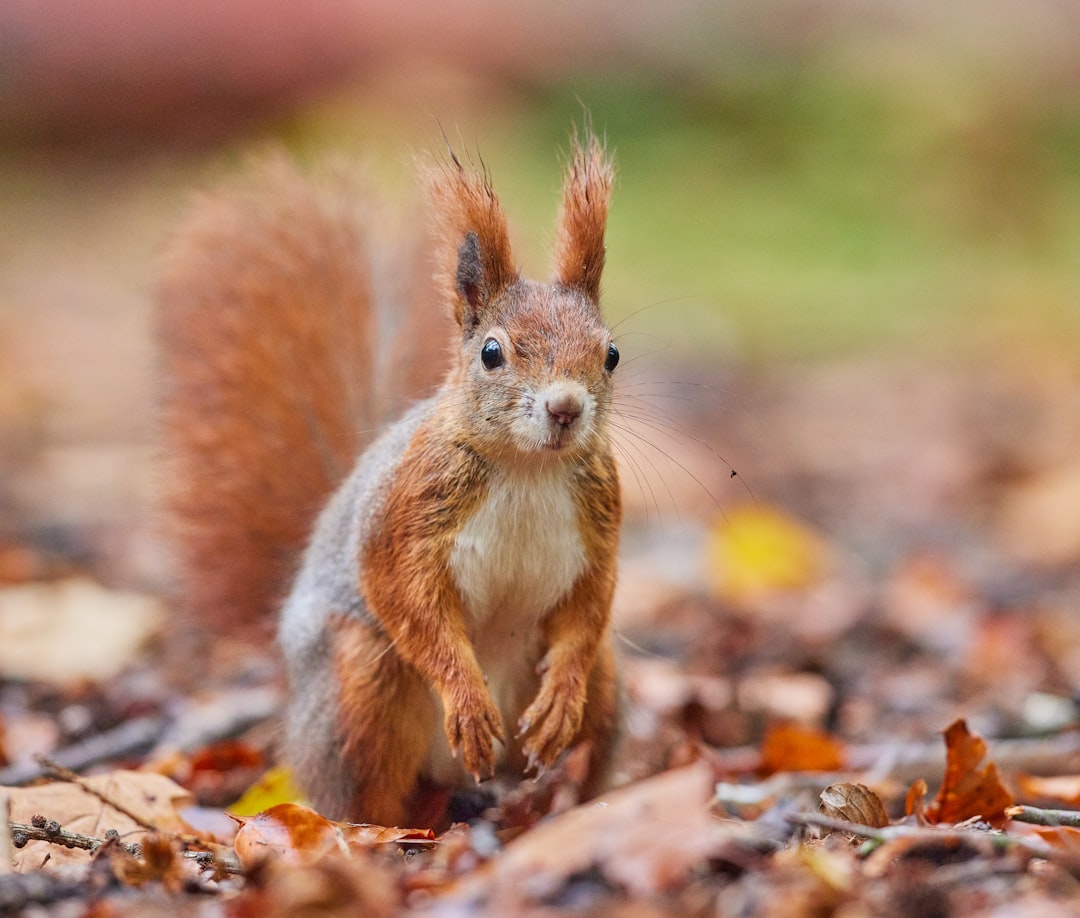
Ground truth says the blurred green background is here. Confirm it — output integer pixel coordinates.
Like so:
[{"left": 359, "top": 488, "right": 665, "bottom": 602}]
[
  {"left": 4, "top": 0, "right": 1078, "bottom": 362},
  {"left": 1, "top": 0, "right": 1079, "bottom": 575}
]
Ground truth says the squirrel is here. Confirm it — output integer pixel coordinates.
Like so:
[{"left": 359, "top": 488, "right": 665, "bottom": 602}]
[{"left": 156, "top": 131, "right": 623, "bottom": 828}]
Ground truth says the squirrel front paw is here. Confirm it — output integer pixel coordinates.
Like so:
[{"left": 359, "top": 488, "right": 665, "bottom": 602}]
[
  {"left": 444, "top": 688, "right": 505, "bottom": 782},
  {"left": 517, "top": 675, "right": 586, "bottom": 774}
]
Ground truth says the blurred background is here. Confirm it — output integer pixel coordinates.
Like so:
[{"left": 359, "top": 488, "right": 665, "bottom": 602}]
[{"left": 1, "top": 0, "right": 1079, "bottom": 599}]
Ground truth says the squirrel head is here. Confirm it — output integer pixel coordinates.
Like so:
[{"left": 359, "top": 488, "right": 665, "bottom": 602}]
[{"left": 422, "top": 130, "right": 618, "bottom": 462}]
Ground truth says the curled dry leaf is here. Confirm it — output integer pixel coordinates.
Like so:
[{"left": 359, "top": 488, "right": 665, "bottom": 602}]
[
  {"left": 925, "top": 719, "right": 1013, "bottom": 829},
  {"left": 232, "top": 802, "right": 435, "bottom": 869},
  {"left": 819, "top": 783, "right": 890, "bottom": 829},
  {"left": 1017, "top": 773, "right": 1080, "bottom": 807},
  {"left": 760, "top": 722, "right": 845, "bottom": 775},
  {"left": 233, "top": 804, "right": 346, "bottom": 868},
  {"left": 905, "top": 778, "right": 928, "bottom": 821}
]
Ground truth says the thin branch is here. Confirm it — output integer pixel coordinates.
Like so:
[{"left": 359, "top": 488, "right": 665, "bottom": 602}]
[
  {"left": 784, "top": 811, "right": 1058, "bottom": 859},
  {"left": 8, "top": 819, "right": 140, "bottom": 856},
  {"left": 1006, "top": 805, "right": 1080, "bottom": 828},
  {"left": 38, "top": 758, "right": 158, "bottom": 832}
]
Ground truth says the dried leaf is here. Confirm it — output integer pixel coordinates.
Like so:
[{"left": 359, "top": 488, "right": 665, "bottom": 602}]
[
  {"left": 3, "top": 771, "right": 194, "bottom": 871},
  {"left": 1017, "top": 773, "right": 1080, "bottom": 806},
  {"left": 705, "top": 503, "right": 827, "bottom": 605},
  {"left": 442, "top": 762, "right": 732, "bottom": 908},
  {"left": 230, "top": 852, "right": 398, "bottom": 918},
  {"left": 233, "top": 803, "right": 344, "bottom": 868},
  {"left": 233, "top": 802, "right": 435, "bottom": 869},
  {"left": 925, "top": 719, "right": 1013, "bottom": 828},
  {"left": 341, "top": 824, "right": 435, "bottom": 846},
  {"left": 1031, "top": 825, "right": 1080, "bottom": 850},
  {"left": 819, "top": 783, "right": 889, "bottom": 828},
  {"left": 760, "top": 722, "right": 844, "bottom": 775},
  {"left": 229, "top": 766, "right": 308, "bottom": 817},
  {"left": 905, "top": 778, "right": 929, "bottom": 821}
]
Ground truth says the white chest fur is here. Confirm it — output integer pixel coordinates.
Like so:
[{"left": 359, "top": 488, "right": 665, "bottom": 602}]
[
  {"left": 450, "top": 465, "right": 587, "bottom": 629},
  {"left": 422, "top": 465, "right": 587, "bottom": 784}
]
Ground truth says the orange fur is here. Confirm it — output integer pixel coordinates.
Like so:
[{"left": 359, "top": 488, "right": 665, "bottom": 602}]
[
  {"left": 157, "top": 155, "right": 375, "bottom": 632},
  {"left": 552, "top": 131, "right": 615, "bottom": 301}
]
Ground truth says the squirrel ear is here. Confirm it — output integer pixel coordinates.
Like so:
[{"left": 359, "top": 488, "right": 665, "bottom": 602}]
[
  {"left": 422, "top": 152, "right": 517, "bottom": 333},
  {"left": 552, "top": 128, "right": 614, "bottom": 304}
]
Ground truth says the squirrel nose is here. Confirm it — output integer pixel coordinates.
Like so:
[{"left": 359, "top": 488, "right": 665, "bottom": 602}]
[{"left": 546, "top": 392, "right": 584, "bottom": 427}]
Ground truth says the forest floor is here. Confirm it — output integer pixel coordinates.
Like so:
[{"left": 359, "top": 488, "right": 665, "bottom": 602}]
[{"left": 4, "top": 342, "right": 1080, "bottom": 916}]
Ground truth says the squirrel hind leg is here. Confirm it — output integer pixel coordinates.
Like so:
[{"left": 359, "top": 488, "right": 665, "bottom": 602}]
[
  {"left": 301, "top": 614, "right": 442, "bottom": 827},
  {"left": 575, "top": 638, "right": 621, "bottom": 801}
]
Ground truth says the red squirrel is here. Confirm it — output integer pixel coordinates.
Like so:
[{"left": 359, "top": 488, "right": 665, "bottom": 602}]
[{"left": 157, "top": 131, "right": 622, "bottom": 827}]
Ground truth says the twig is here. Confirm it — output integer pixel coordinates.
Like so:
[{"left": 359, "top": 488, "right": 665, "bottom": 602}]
[
  {"left": 784, "top": 811, "right": 1058, "bottom": 859},
  {"left": 8, "top": 818, "right": 140, "bottom": 856},
  {"left": 1006, "top": 805, "right": 1080, "bottom": 828},
  {"left": 7, "top": 819, "right": 244, "bottom": 876},
  {"left": 38, "top": 757, "right": 158, "bottom": 832}
]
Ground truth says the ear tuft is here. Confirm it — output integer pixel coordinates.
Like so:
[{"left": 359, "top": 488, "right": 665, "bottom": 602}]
[
  {"left": 552, "top": 126, "right": 615, "bottom": 303},
  {"left": 421, "top": 152, "right": 516, "bottom": 332}
]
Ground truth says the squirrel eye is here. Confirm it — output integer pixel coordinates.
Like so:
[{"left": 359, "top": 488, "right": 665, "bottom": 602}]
[
  {"left": 604, "top": 342, "right": 620, "bottom": 373},
  {"left": 480, "top": 337, "right": 504, "bottom": 370}
]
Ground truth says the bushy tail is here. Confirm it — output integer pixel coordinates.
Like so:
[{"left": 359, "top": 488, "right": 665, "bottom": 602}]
[{"left": 156, "top": 154, "right": 378, "bottom": 633}]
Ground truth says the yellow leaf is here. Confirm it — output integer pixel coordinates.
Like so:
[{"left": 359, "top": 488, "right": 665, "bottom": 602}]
[
  {"left": 705, "top": 503, "right": 826, "bottom": 604},
  {"left": 229, "top": 765, "right": 308, "bottom": 817}
]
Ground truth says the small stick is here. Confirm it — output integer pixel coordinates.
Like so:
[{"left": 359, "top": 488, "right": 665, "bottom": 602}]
[
  {"left": 8, "top": 819, "right": 140, "bottom": 856},
  {"left": 37, "top": 757, "right": 158, "bottom": 832},
  {"left": 1006, "top": 805, "right": 1080, "bottom": 828},
  {"left": 784, "top": 811, "right": 1057, "bottom": 859}
]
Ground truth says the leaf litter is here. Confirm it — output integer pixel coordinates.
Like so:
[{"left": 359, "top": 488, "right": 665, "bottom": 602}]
[{"left": 5, "top": 358, "right": 1080, "bottom": 914}]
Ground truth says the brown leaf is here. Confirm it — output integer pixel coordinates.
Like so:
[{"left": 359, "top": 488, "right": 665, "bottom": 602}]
[
  {"left": 905, "top": 778, "right": 929, "bottom": 821},
  {"left": 233, "top": 803, "right": 345, "bottom": 868},
  {"left": 341, "top": 823, "right": 435, "bottom": 846},
  {"left": 438, "top": 762, "right": 734, "bottom": 908},
  {"left": 3, "top": 771, "right": 194, "bottom": 871},
  {"left": 925, "top": 719, "right": 1013, "bottom": 828},
  {"left": 233, "top": 803, "right": 435, "bottom": 868},
  {"left": 818, "top": 783, "right": 889, "bottom": 828},
  {"left": 760, "top": 722, "right": 845, "bottom": 775},
  {"left": 1017, "top": 773, "right": 1080, "bottom": 806},
  {"left": 230, "top": 854, "right": 398, "bottom": 918}
]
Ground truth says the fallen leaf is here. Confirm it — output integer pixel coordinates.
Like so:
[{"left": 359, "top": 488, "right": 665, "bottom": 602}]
[
  {"left": 232, "top": 802, "right": 435, "bottom": 869},
  {"left": 0, "top": 578, "right": 164, "bottom": 682},
  {"left": 440, "top": 762, "right": 735, "bottom": 908},
  {"left": 705, "top": 503, "right": 827, "bottom": 605},
  {"left": 341, "top": 824, "right": 435, "bottom": 846},
  {"left": 3, "top": 771, "right": 194, "bottom": 871},
  {"left": 230, "top": 852, "right": 398, "bottom": 918},
  {"left": 229, "top": 766, "right": 308, "bottom": 817},
  {"left": 905, "top": 779, "right": 929, "bottom": 821},
  {"left": 233, "top": 803, "right": 345, "bottom": 868},
  {"left": 1030, "top": 825, "right": 1080, "bottom": 850},
  {"left": 760, "top": 722, "right": 844, "bottom": 775},
  {"left": 819, "top": 783, "right": 889, "bottom": 828},
  {"left": 1017, "top": 774, "right": 1080, "bottom": 806},
  {"left": 925, "top": 719, "right": 1013, "bottom": 828}
]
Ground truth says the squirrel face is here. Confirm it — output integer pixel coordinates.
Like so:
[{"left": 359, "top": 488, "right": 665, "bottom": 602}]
[{"left": 454, "top": 280, "right": 617, "bottom": 462}]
